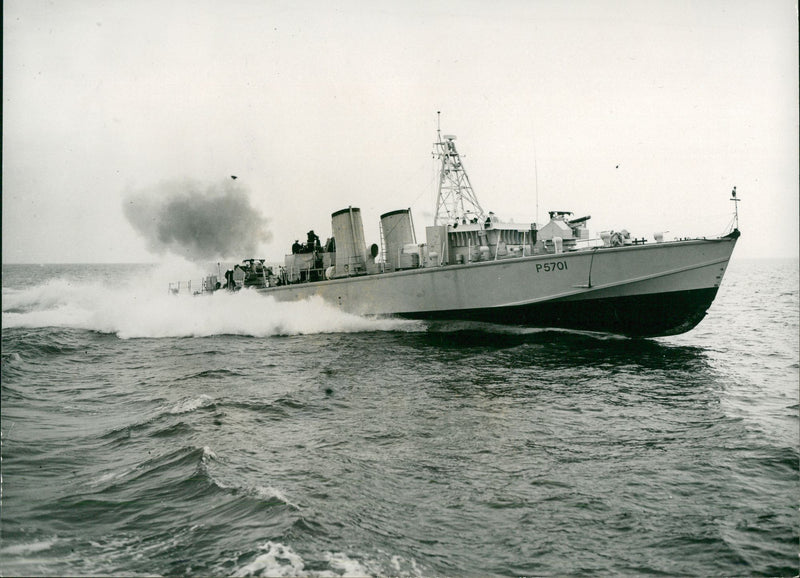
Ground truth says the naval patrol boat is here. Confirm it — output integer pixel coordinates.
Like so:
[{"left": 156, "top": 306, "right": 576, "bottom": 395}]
[{"left": 202, "top": 129, "right": 740, "bottom": 337}]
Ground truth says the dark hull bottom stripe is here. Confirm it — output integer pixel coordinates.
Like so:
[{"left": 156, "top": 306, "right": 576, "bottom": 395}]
[{"left": 398, "top": 287, "right": 720, "bottom": 338}]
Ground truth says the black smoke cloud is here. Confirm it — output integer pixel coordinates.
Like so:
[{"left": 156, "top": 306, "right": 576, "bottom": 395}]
[{"left": 123, "top": 179, "right": 272, "bottom": 261}]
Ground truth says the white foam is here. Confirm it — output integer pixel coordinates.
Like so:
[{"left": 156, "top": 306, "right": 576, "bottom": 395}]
[
  {"left": 169, "top": 394, "right": 214, "bottom": 414},
  {"left": 390, "top": 554, "right": 423, "bottom": 576},
  {"left": 232, "top": 542, "right": 374, "bottom": 577},
  {"left": 2, "top": 272, "right": 423, "bottom": 339},
  {"left": 0, "top": 539, "right": 57, "bottom": 555},
  {"left": 253, "top": 485, "right": 299, "bottom": 509},
  {"left": 233, "top": 541, "right": 307, "bottom": 577},
  {"left": 90, "top": 466, "right": 137, "bottom": 487},
  {"left": 324, "top": 551, "right": 371, "bottom": 577}
]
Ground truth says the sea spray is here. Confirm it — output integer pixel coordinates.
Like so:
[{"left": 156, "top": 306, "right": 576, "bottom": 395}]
[{"left": 1, "top": 272, "right": 422, "bottom": 338}]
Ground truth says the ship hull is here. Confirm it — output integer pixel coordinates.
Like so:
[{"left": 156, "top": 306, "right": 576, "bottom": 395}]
[
  {"left": 257, "top": 233, "right": 738, "bottom": 337},
  {"left": 400, "top": 287, "right": 719, "bottom": 337}
]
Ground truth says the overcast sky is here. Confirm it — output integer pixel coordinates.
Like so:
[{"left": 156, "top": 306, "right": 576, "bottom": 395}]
[{"left": 3, "top": 0, "right": 798, "bottom": 264}]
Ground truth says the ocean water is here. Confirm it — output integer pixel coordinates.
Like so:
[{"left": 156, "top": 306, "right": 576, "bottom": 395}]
[{"left": 1, "top": 259, "right": 798, "bottom": 576}]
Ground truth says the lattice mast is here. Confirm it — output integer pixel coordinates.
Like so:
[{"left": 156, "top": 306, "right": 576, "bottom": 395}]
[{"left": 433, "top": 114, "right": 485, "bottom": 225}]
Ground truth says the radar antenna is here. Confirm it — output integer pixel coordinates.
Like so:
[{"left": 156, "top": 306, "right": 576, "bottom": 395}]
[{"left": 433, "top": 112, "right": 485, "bottom": 225}]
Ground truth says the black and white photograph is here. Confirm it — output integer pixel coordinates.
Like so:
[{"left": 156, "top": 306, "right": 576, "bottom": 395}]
[{"left": 2, "top": 0, "right": 798, "bottom": 575}]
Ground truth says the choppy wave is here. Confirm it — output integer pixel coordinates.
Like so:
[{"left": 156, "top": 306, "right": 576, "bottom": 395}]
[
  {"left": 2, "top": 276, "right": 422, "bottom": 338},
  {"left": 2, "top": 260, "right": 797, "bottom": 577}
]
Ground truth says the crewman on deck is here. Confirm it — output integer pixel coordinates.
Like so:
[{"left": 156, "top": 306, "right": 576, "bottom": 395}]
[
  {"left": 307, "top": 230, "right": 320, "bottom": 252},
  {"left": 232, "top": 265, "right": 245, "bottom": 289}
]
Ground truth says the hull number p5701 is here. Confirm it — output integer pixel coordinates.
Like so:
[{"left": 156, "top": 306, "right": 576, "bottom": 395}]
[{"left": 536, "top": 260, "right": 568, "bottom": 273}]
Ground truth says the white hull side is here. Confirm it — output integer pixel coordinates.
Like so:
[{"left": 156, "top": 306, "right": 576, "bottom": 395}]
[{"left": 257, "top": 236, "right": 737, "bottom": 336}]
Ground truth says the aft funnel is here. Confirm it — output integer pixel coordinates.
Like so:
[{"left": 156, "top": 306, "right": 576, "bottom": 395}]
[
  {"left": 380, "top": 209, "right": 416, "bottom": 270},
  {"left": 331, "top": 207, "right": 367, "bottom": 277}
]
